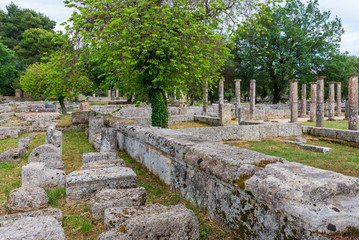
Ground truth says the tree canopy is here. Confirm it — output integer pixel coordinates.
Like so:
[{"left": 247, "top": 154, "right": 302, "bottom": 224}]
[{"left": 0, "top": 42, "right": 17, "bottom": 95}]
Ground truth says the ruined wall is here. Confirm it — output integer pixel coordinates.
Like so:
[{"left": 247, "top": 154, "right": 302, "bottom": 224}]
[
  {"left": 111, "top": 124, "right": 359, "bottom": 240},
  {"left": 303, "top": 126, "right": 359, "bottom": 142}
]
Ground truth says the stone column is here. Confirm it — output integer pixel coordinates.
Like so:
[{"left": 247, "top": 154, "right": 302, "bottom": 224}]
[
  {"left": 202, "top": 82, "right": 208, "bottom": 115},
  {"left": 92, "top": 93, "right": 96, "bottom": 98},
  {"left": 316, "top": 76, "right": 325, "bottom": 127},
  {"left": 235, "top": 79, "right": 241, "bottom": 120},
  {"left": 108, "top": 90, "right": 111, "bottom": 100},
  {"left": 348, "top": 73, "right": 358, "bottom": 130},
  {"left": 310, "top": 83, "right": 317, "bottom": 122},
  {"left": 219, "top": 104, "right": 231, "bottom": 126},
  {"left": 289, "top": 79, "right": 299, "bottom": 123},
  {"left": 336, "top": 82, "right": 342, "bottom": 115},
  {"left": 115, "top": 89, "right": 119, "bottom": 98},
  {"left": 250, "top": 80, "right": 256, "bottom": 120},
  {"left": 327, "top": 82, "right": 336, "bottom": 121},
  {"left": 218, "top": 79, "right": 225, "bottom": 105},
  {"left": 300, "top": 84, "right": 307, "bottom": 117}
]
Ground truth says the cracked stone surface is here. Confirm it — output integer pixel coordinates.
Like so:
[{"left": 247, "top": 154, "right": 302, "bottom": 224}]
[{"left": 6, "top": 187, "right": 49, "bottom": 213}]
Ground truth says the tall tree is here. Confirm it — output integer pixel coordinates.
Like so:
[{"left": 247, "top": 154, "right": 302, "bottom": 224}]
[
  {"left": 0, "top": 42, "right": 16, "bottom": 95},
  {"left": 234, "top": 0, "right": 343, "bottom": 103}
]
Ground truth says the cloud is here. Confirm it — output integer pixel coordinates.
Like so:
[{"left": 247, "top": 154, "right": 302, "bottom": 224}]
[{"left": 341, "top": 25, "right": 359, "bottom": 56}]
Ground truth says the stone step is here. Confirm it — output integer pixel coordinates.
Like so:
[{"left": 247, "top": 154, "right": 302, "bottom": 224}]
[
  {"left": 82, "top": 152, "right": 118, "bottom": 165},
  {"left": 100, "top": 203, "right": 199, "bottom": 240},
  {"left": 22, "top": 162, "right": 66, "bottom": 188},
  {"left": 66, "top": 167, "right": 137, "bottom": 201},
  {"left": 89, "top": 187, "right": 146, "bottom": 220},
  {"left": 81, "top": 159, "right": 125, "bottom": 170},
  {"left": 6, "top": 186, "right": 48, "bottom": 213},
  {"left": 0, "top": 216, "right": 65, "bottom": 240}
]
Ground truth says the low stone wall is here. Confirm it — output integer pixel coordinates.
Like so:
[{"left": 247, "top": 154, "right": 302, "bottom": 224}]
[
  {"left": 112, "top": 125, "right": 359, "bottom": 239},
  {"left": 193, "top": 115, "right": 221, "bottom": 126},
  {"left": 303, "top": 126, "right": 359, "bottom": 142},
  {"left": 180, "top": 123, "right": 302, "bottom": 141}
]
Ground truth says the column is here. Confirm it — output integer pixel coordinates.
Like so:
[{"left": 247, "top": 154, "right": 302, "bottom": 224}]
[
  {"left": 115, "top": 89, "right": 119, "bottom": 98},
  {"left": 336, "top": 82, "right": 342, "bottom": 115},
  {"left": 202, "top": 81, "right": 208, "bottom": 115},
  {"left": 218, "top": 79, "right": 225, "bottom": 105},
  {"left": 348, "top": 73, "right": 358, "bottom": 130},
  {"left": 108, "top": 90, "right": 111, "bottom": 100},
  {"left": 92, "top": 93, "right": 96, "bottom": 98},
  {"left": 316, "top": 76, "right": 325, "bottom": 127},
  {"left": 235, "top": 79, "right": 241, "bottom": 120},
  {"left": 289, "top": 79, "right": 299, "bottom": 123},
  {"left": 310, "top": 83, "right": 317, "bottom": 122},
  {"left": 300, "top": 84, "right": 307, "bottom": 117},
  {"left": 250, "top": 80, "right": 256, "bottom": 120},
  {"left": 328, "top": 82, "right": 336, "bottom": 121}
]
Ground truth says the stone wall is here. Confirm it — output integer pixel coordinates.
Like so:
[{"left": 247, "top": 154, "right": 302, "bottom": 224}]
[
  {"left": 108, "top": 124, "right": 359, "bottom": 239},
  {"left": 303, "top": 126, "right": 359, "bottom": 142}
]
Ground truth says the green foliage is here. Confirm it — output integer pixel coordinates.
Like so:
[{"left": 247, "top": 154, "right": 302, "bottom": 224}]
[
  {"left": 80, "top": 217, "right": 92, "bottom": 234},
  {"left": 47, "top": 187, "right": 66, "bottom": 207},
  {"left": 150, "top": 90, "right": 168, "bottom": 128},
  {"left": 19, "top": 62, "right": 48, "bottom": 98},
  {"left": 0, "top": 42, "right": 17, "bottom": 95},
  {"left": 234, "top": 0, "right": 344, "bottom": 103}
]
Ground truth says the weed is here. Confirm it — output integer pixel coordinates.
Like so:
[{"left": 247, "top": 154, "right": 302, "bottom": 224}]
[
  {"left": 80, "top": 217, "right": 92, "bottom": 234},
  {"left": 47, "top": 187, "right": 66, "bottom": 207}
]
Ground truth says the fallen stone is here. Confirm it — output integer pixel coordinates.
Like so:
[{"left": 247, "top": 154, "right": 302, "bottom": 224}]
[
  {"left": 82, "top": 152, "right": 118, "bottom": 165},
  {"left": 0, "top": 147, "right": 26, "bottom": 163},
  {"left": 80, "top": 102, "right": 91, "bottom": 111},
  {"left": 29, "top": 133, "right": 37, "bottom": 139},
  {"left": 45, "top": 126, "right": 62, "bottom": 154},
  {"left": 18, "top": 136, "right": 30, "bottom": 150},
  {"left": 28, "top": 144, "right": 61, "bottom": 163},
  {"left": 71, "top": 111, "right": 95, "bottom": 124},
  {"left": 90, "top": 187, "right": 146, "bottom": 220},
  {"left": 295, "top": 136, "right": 307, "bottom": 143},
  {"left": 0, "top": 127, "right": 20, "bottom": 140},
  {"left": 89, "top": 116, "right": 104, "bottom": 149},
  {"left": 22, "top": 162, "right": 66, "bottom": 188},
  {"left": 100, "top": 128, "right": 117, "bottom": 153},
  {"left": 0, "top": 216, "right": 65, "bottom": 240},
  {"left": 81, "top": 159, "right": 125, "bottom": 170},
  {"left": 284, "top": 140, "right": 333, "bottom": 153},
  {"left": 32, "top": 118, "right": 56, "bottom": 128},
  {"left": 38, "top": 152, "right": 64, "bottom": 170},
  {"left": 102, "top": 204, "right": 199, "bottom": 239},
  {"left": 6, "top": 187, "right": 49, "bottom": 213},
  {"left": 66, "top": 167, "right": 137, "bottom": 201},
  {"left": 0, "top": 208, "right": 63, "bottom": 227}
]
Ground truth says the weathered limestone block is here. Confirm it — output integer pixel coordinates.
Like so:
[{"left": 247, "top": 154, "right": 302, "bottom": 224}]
[
  {"left": 0, "top": 147, "right": 25, "bottom": 163},
  {"left": 0, "top": 216, "right": 65, "bottom": 240},
  {"left": 81, "top": 159, "right": 125, "bottom": 170},
  {"left": 66, "top": 167, "right": 137, "bottom": 201},
  {"left": 100, "top": 128, "right": 117, "bottom": 152},
  {"left": 89, "top": 116, "right": 104, "bottom": 145},
  {"left": 45, "top": 126, "right": 62, "bottom": 154},
  {"left": 18, "top": 136, "right": 30, "bottom": 150},
  {"left": 83, "top": 152, "right": 118, "bottom": 165},
  {"left": 6, "top": 187, "right": 49, "bottom": 213},
  {"left": 90, "top": 187, "right": 146, "bottom": 220},
  {"left": 38, "top": 153, "right": 64, "bottom": 169},
  {"left": 72, "top": 111, "right": 95, "bottom": 124},
  {"left": 0, "top": 208, "right": 63, "bottom": 227},
  {"left": 246, "top": 162, "right": 359, "bottom": 234},
  {"left": 32, "top": 118, "right": 55, "bottom": 128},
  {"left": 219, "top": 104, "right": 231, "bottom": 126},
  {"left": 29, "top": 133, "right": 37, "bottom": 139},
  {"left": 22, "top": 162, "right": 66, "bottom": 188},
  {"left": 284, "top": 140, "right": 333, "bottom": 153},
  {"left": 28, "top": 144, "right": 60, "bottom": 163},
  {"left": 0, "top": 127, "right": 20, "bottom": 140},
  {"left": 80, "top": 102, "right": 91, "bottom": 111},
  {"left": 102, "top": 204, "right": 199, "bottom": 240}
]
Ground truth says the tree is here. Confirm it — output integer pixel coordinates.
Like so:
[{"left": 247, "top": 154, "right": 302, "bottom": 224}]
[
  {"left": 234, "top": 0, "right": 344, "bottom": 103},
  {"left": 19, "top": 62, "right": 48, "bottom": 98},
  {"left": 0, "top": 42, "right": 16, "bottom": 95},
  {"left": 14, "top": 28, "right": 59, "bottom": 66}
]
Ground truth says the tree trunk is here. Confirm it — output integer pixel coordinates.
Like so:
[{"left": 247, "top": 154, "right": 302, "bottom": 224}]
[
  {"left": 58, "top": 96, "right": 67, "bottom": 114},
  {"left": 149, "top": 89, "right": 168, "bottom": 128},
  {"left": 272, "top": 84, "right": 282, "bottom": 104}
]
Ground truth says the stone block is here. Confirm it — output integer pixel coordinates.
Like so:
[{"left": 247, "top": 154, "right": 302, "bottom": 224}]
[
  {"left": 102, "top": 204, "right": 199, "bottom": 239},
  {"left": 81, "top": 159, "right": 125, "bottom": 170},
  {"left": 28, "top": 144, "right": 60, "bottom": 163},
  {"left": 100, "top": 128, "right": 118, "bottom": 152},
  {"left": 278, "top": 123, "right": 302, "bottom": 137},
  {"left": 18, "top": 137, "right": 30, "bottom": 150},
  {"left": 299, "top": 143, "right": 333, "bottom": 153},
  {"left": 0, "top": 147, "right": 25, "bottom": 163},
  {"left": 259, "top": 124, "right": 279, "bottom": 139},
  {"left": 0, "top": 216, "right": 65, "bottom": 240},
  {"left": 22, "top": 162, "right": 66, "bottom": 188},
  {"left": 89, "top": 187, "right": 146, "bottom": 220},
  {"left": 71, "top": 111, "right": 95, "bottom": 124},
  {"left": 89, "top": 116, "right": 104, "bottom": 144},
  {"left": 0, "top": 127, "right": 20, "bottom": 140},
  {"left": 79, "top": 102, "right": 91, "bottom": 111},
  {"left": 32, "top": 118, "right": 55, "bottom": 128},
  {"left": 45, "top": 126, "right": 62, "bottom": 154},
  {"left": 38, "top": 153, "right": 64, "bottom": 170},
  {"left": 6, "top": 187, "right": 49, "bottom": 213},
  {"left": 66, "top": 167, "right": 137, "bottom": 201},
  {"left": 82, "top": 152, "right": 118, "bottom": 165}
]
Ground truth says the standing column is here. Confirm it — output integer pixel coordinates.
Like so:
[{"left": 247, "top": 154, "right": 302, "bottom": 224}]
[
  {"left": 250, "top": 80, "right": 256, "bottom": 120},
  {"left": 348, "top": 73, "right": 358, "bottom": 130},
  {"left": 203, "top": 82, "right": 208, "bottom": 115},
  {"left": 235, "top": 79, "right": 241, "bottom": 119},
  {"left": 310, "top": 83, "right": 317, "bottom": 122},
  {"left": 336, "top": 82, "right": 342, "bottom": 115},
  {"left": 115, "top": 89, "right": 119, "bottom": 98},
  {"left": 218, "top": 79, "right": 225, "bottom": 105},
  {"left": 92, "top": 93, "right": 96, "bottom": 98},
  {"left": 300, "top": 84, "right": 307, "bottom": 117},
  {"left": 289, "top": 79, "right": 299, "bottom": 123},
  {"left": 328, "top": 82, "right": 336, "bottom": 121},
  {"left": 316, "top": 76, "right": 325, "bottom": 127},
  {"left": 108, "top": 90, "right": 111, "bottom": 100}
]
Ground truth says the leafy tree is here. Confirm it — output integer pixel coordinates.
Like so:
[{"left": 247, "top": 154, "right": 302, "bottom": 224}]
[
  {"left": 0, "top": 42, "right": 16, "bottom": 95},
  {"left": 19, "top": 62, "right": 48, "bottom": 98},
  {"left": 0, "top": 3, "right": 56, "bottom": 49},
  {"left": 14, "top": 28, "right": 59, "bottom": 66},
  {"left": 234, "top": 0, "right": 343, "bottom": 103}
]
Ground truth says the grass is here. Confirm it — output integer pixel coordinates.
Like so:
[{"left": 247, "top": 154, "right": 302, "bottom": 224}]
[
  {"left": 300, "top": 120, "right": 350, "bottom": 130},
  {"left": 226, "top": 135, "right": 359, "bottom": 178},
  {"left": 90, "top": 101, "right": 108, "bottom": 105},
  {"left": 56, "top": 114, "right": 73, "bottom": 127},
  {"left": 169, "top": 121, "right": 213, "bottom": 129}
]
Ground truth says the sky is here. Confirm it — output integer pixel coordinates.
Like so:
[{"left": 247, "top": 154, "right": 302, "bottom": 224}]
[{"left": 0, "top": 0, "right": 358, "bottom": 56}]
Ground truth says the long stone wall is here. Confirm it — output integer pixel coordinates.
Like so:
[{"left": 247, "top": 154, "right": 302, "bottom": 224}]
[
  {"left": 109, "top": 124, "right": 359, "bottom": 239},
  {"left": 303, "top": 126, "right": 359, "bottom": 142}
]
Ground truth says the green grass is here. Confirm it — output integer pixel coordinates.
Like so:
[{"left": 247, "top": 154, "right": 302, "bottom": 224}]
[
  {"left": 169, "top": 121, "right": 213, "bottom": 129},
  {"left": 56, "top": 114, "right": 72, "bottom": 126},
  {"left": 300, "top": 120, "right": 350, "bottom": 130},
  {"left": 47, "top": 187, "right": 66, "bottom": 207},
  {"left": 226, "top": 135, "right": 359, "bottom": 178},
  {"left": 90, "top": 101, "right": 108, "bottom": 105}
]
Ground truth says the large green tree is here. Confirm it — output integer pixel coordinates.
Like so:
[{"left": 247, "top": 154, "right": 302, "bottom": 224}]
[
  {"left": 0, "top": 42, "right": 17, "bottom": 95},
  {"left": 234, "top": 0, "right": 343, "bottom": 103}
]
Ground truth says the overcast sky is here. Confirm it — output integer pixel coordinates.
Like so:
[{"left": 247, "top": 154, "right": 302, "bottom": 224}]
[{"left": 1, "top": 0, "right": 358, "bottom": 56}]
